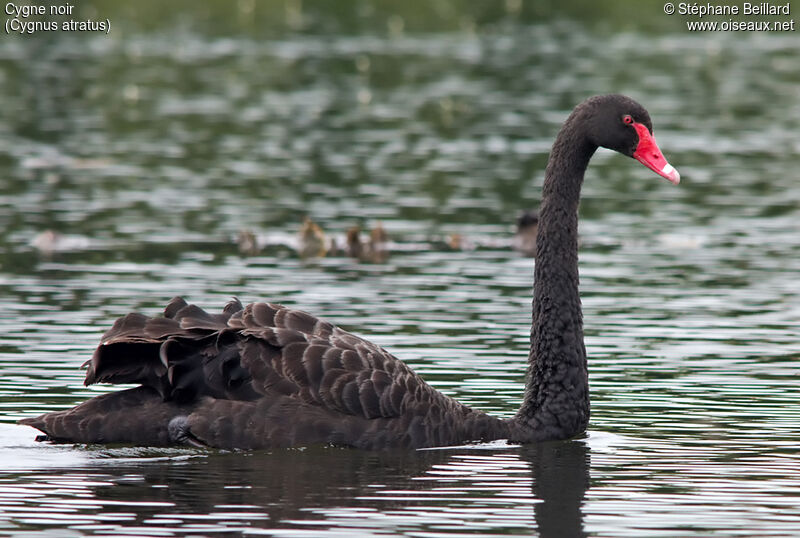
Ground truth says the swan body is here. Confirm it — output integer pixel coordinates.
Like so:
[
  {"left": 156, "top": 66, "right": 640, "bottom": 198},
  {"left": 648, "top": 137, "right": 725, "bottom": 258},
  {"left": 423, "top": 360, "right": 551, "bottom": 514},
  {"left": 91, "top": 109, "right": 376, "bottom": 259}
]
[{"left": 19, "top": 94, "right": 679, "bottom": 449}]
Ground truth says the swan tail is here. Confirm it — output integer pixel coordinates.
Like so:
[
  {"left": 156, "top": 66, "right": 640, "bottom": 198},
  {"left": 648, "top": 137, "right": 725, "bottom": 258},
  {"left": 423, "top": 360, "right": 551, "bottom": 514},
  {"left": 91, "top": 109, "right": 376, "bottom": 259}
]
[{"left": 17, "top": 386, "right": 190, "bottom": 445}]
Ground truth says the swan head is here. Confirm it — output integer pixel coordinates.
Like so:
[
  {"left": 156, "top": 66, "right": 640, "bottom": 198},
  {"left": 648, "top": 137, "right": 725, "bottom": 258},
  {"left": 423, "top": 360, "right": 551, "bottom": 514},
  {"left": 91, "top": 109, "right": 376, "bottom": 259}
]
[{"left": 582, "top": 94, "right": 680, "bottom": 185}]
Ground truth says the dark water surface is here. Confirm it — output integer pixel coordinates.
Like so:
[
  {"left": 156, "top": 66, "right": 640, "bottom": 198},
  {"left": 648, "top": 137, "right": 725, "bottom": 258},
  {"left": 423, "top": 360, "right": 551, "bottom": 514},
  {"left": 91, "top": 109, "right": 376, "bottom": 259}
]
[{"left": 1, "top": 7, "right": 799, "bottom": 537}]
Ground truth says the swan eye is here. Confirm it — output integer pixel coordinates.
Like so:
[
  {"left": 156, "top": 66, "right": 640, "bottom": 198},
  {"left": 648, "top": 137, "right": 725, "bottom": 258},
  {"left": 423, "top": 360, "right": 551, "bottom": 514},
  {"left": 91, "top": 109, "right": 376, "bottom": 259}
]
[{"left": 622, "top": 115, "right": 634, "bottom": 125}]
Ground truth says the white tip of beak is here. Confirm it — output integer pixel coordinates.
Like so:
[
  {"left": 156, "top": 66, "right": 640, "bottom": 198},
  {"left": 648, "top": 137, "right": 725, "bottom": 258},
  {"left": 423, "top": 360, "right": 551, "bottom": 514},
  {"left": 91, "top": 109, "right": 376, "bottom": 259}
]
[{"left": 662, "top": 163, "right": 680, "bottom": 185}]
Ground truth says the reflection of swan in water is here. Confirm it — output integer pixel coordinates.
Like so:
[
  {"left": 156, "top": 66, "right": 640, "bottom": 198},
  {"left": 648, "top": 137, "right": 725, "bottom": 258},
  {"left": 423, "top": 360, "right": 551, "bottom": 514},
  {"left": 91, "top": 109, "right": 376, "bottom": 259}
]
[
  {"left": 0, "top": 435, "right": 588, "bottom": 536},
  {"left": 526, "top": 440, "right": 589, "bottom": 537}
]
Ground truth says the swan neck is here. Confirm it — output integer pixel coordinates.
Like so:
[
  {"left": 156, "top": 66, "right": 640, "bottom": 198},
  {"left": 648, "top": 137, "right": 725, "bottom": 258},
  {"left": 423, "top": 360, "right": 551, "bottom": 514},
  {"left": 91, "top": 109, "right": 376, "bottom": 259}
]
[{"left": 513, "top": 120, "right": 595, "bottom": 441}]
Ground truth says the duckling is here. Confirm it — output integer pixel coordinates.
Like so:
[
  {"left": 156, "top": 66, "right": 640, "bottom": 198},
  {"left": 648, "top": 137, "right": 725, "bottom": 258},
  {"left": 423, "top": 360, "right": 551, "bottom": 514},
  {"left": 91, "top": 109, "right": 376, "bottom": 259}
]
[
  {"left": 345, "top": 226, "right": 365, "bottom": 259},
  {"left": 236, "top": 229, "right": 259, "bottom": 256},
  {"left": 444, "top": 233, "right": 476, "bottom": 251},
  {"left": 30, "top": 229, "right": 91, "bottom": 255},
  {"left": 31, "top": 230, "right": 63, "bottom": 255},
  {"left": 343, "top": 223, "right": 389, "bottom": 262},
  {"left": 512, "top": 210, "right": 539, "bottom": 256},
  {"left": 298, "top": 217, "right": 327, "bottom": 258},
  {"left": 367, "top": 222, "right": 389, "bottom": 262}
]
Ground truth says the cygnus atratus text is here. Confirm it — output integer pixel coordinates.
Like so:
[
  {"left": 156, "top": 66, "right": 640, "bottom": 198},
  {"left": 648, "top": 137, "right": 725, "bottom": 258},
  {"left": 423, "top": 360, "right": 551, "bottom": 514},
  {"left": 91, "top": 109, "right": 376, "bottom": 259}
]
[{"left": 19, "top": 94, "right": 679, "bottom": 449}]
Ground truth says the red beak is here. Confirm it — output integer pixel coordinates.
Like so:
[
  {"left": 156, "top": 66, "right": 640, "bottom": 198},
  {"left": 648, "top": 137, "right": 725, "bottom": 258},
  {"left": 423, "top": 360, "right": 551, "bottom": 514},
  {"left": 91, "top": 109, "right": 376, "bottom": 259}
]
[{"left": 631, "top": 123, "right": 680, "bottom": 184}]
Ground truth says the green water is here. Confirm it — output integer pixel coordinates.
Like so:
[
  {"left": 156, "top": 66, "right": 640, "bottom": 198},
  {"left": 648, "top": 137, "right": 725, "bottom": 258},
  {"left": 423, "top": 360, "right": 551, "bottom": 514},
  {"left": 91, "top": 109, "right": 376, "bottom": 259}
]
[{"left": 0, "top": 2, "right": 798, "bottom": 536}]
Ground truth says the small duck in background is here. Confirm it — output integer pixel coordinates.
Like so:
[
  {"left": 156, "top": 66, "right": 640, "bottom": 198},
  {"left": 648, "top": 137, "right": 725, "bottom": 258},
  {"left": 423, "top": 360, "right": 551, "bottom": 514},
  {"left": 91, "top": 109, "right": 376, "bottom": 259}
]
[
  {"left": 344, "top": 223, "right": 389, "bottom": 262},
  {"left": 512, "top": 209, "right": 539, "bottom": 256},
  {"left": 298, "top": 217, "right": 328, "bottom": 258},
  {"left": 31, "top": 229, "right": 91, "bottom": 256},
  {"left": 345, "top": 226, "right": 365, "bottom": 259},
  {"left": 368, "top": 222, "right": 389, "bottom": 262},
  {"left": 445, "top": 233, "right": 476, "bottom": 251},
  {"left": 236, "top": 229, "right": 260, "bottom": 256},
  {"left": 31, "top": 230, "right": 64, "bottom": 255}
]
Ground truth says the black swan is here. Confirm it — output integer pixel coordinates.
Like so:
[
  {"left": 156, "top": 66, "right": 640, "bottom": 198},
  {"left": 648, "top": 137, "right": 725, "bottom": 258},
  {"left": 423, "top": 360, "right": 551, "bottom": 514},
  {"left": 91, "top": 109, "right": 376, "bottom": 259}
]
[{"left": 19, "top": 94, "right": 679, "bottom": 449}]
